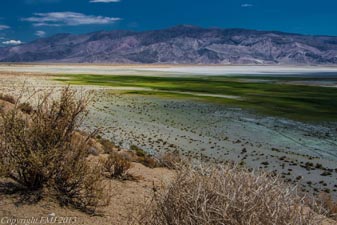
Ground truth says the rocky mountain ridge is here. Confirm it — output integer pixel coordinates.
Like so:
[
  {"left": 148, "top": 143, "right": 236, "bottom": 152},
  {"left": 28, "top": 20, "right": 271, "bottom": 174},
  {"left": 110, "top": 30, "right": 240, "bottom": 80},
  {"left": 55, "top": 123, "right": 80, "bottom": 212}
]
[{"left": 1, "top": 25, "right": 337, "bottom": 64}]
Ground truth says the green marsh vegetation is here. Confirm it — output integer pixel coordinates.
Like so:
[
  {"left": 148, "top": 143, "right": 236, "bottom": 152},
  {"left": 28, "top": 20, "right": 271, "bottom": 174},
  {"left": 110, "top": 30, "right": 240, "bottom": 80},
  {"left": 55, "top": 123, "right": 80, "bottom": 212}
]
[{"left": 55, "top": 74, "right": 337, "bottom": 122}]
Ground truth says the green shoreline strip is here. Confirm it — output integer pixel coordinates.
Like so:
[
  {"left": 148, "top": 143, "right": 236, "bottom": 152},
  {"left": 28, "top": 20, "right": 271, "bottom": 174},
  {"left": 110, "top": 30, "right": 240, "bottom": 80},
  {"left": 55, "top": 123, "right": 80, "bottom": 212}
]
[{"left": 55, "top": 74, "right": 337, "bottom": 122}]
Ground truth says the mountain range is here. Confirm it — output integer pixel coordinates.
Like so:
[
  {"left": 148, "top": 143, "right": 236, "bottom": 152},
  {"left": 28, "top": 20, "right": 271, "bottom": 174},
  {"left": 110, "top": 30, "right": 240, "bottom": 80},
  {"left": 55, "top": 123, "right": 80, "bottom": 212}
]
[{"left": 1, "top": 25, "right": 337, "bottom": 64}]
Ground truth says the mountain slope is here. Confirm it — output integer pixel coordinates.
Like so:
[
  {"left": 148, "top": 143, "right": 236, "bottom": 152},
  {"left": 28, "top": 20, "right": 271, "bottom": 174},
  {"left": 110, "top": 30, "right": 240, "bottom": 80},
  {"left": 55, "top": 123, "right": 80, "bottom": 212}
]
[{"left": 1, "top": 25, "right": 337, "bottom": 64}]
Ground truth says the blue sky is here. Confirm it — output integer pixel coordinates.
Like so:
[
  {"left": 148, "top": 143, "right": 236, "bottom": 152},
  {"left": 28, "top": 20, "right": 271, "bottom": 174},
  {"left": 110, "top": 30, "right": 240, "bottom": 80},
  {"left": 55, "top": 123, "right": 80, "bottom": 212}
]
[{"left": 1, "top": 0, "right": 337, "bottom": 46}]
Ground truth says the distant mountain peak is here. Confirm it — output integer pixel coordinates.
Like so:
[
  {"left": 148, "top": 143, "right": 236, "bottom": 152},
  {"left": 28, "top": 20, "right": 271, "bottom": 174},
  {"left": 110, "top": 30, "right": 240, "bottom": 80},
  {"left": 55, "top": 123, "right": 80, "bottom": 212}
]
[{"left": 0, "top": 26, "right": 337, "bottom": 64}]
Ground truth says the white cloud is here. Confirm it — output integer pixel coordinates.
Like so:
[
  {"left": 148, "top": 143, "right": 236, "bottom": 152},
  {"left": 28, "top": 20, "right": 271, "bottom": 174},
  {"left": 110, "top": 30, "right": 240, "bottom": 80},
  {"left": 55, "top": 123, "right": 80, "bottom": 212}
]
[
  {"left": 35, "top": 30, "right": 46, "bottom": 37},
  {"left": 0, "top": 25, "right": 10, "bottom": 30},
  {"left": 2, "top": 40, "right": 23, "bottom": 45},
  {"left": 22, "top": 12, "right": 121, "bottom": 27},
  {"left": 241, "top": 3, "right": 253, "bottom": 7},
  {"left": 90, "top": 0, "right": 120, "bottom": 2}
]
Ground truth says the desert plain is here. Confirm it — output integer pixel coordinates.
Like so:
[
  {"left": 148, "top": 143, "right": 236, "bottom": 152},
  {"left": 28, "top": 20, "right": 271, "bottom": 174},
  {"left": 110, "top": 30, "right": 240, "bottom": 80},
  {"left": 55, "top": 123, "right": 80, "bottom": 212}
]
[{"left": 1, "top": 64, "right": 337, "bottom": 199}]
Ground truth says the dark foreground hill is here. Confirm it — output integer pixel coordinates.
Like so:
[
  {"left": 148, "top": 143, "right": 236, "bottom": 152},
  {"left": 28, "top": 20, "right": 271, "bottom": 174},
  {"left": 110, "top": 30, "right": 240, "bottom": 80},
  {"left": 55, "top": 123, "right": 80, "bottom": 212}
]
[{"left": 1, "top": 25, "right": 337, "bottom": 64}]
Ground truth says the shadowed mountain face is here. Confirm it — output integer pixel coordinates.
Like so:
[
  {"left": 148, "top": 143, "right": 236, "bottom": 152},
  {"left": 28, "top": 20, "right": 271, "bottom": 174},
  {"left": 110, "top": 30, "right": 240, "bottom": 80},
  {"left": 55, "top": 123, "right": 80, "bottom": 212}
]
[{"left": 1, "top": 25, "right": 337, "bottom": 64}]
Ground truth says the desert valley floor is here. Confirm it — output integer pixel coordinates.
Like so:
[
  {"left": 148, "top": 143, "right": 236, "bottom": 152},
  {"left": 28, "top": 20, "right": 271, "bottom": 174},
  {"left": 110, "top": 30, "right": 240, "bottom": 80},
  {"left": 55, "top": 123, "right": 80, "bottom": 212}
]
[{"left": 1, "top": 64, "right": 337, "bottom": 199}]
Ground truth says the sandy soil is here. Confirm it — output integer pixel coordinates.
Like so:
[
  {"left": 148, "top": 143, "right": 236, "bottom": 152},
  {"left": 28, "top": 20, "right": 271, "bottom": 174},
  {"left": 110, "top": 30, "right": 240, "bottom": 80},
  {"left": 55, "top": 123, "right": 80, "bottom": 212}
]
[{"left": 0, "top": 163, "right": 174, "bottom": 225}]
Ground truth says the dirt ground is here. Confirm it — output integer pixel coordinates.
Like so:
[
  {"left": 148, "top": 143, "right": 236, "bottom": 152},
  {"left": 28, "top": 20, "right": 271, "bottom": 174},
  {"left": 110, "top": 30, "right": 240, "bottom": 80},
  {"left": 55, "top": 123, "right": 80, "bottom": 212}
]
[{"left": 0, "top": 162, "right": 175, "bottom": 225}]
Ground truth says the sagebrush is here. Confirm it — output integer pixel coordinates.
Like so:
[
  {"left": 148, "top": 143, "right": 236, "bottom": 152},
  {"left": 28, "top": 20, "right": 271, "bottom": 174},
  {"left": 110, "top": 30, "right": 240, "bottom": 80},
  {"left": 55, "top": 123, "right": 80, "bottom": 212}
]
[
  {"left": 139, "top": 164, "right": 322, "bottom": 225},
  {"left": 0, "top": 88, "right": 104, "bottom": 214},
  {"left": 102, "top": 152, "right": 131, "bottom": 180}
]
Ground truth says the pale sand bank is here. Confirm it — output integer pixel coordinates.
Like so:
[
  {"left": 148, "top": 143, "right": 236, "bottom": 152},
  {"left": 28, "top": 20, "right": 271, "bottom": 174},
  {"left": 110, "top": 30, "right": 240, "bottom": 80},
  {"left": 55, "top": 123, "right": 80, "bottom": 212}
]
[{"left": 1, "top": 64, "right": 337, "bottom": 76}]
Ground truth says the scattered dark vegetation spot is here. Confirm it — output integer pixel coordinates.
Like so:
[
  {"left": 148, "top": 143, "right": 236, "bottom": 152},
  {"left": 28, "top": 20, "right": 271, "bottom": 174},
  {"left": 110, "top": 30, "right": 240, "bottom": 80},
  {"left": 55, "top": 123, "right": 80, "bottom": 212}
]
[
  {"left": 18, "top": 102, "right": 33, "bottom": 114},
  {"left": 321, "top": 171, "right": 332, "bottom": 176},
  {"left": 305, "top": 162, "right": 314, "bottom": 167},
  {"left": 272, "top": 147, "right": 281, "bottom": 152},
  {"left": 279, "top": 156, "right": 287, "bottom": 161},
  {"left": 96, "top": 134, "right": 102, "bottom": 139},
  {"left": 296, "top": 176, "right": 302, "bottom": 181},
  {"left": 323, "top": 189, "right": 331, "bottom": 194},
  {"left": 261, "top": 161, "right": 269, "bottom": 166}
]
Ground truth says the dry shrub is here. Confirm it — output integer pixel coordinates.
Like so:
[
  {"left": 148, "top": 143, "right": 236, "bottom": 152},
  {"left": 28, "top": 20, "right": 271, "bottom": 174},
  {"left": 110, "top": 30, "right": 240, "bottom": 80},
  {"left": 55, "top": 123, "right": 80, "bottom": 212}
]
[
  {"left": 0, "top": 111, "right": 47, "bottom": 189},
  {"left": 102, "top": 152, "right": 131, "bottom": 180},
  {"left": 0, "top": 87, "right": 104, "bottom": 214},
  {"left": 156, "top": 151, "right": 183, "bottom": 169},
  {"left": 138, "top": 156, "right": 157, "bottom": 168},
  {"left": 0, "top": 93, "right": 16, "bottom": 104},
  {"left": 131, "top": 145, "right": 157, "bottom": 168},
  {"left": 99, "top": 138, "right": 117, "bottom": 154},
  {"left": 317, "top": 193, "right": 337, "bottom": 220},
  {"left": 131, "top": 145, "right": 146, "bottom": 157},
  {"left": 53, "top": 143, "right": 105, "bottom": 214},
  {"left": 139, "top": 164, "right": 321, "bottom": 225}
]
